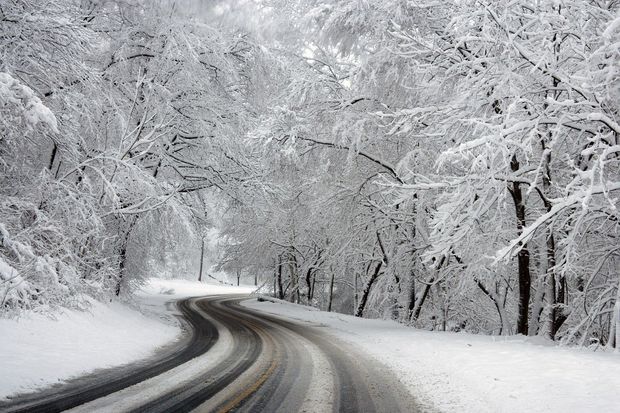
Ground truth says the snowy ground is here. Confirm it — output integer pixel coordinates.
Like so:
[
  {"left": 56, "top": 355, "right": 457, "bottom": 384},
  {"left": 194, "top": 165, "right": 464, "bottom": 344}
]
[
  {"left": 3, "top": 278, "right": 617, "bottom": 412},
  {"left": 243, "top": 297, "right": 620, "bottom": 413},
  {"left": 0, "top": 278, "right": 255, "bottom": 400}
]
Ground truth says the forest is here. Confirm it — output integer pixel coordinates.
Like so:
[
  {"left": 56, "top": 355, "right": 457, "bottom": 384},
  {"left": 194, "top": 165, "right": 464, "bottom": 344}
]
[{"left": 1, "top": 0, "right": 619, "bottom": 348}]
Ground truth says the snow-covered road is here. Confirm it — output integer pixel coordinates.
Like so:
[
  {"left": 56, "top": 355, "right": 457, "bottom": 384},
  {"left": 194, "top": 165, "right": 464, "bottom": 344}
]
[{"left": 1, "top": 294, "right": 419, "bottom": 413}]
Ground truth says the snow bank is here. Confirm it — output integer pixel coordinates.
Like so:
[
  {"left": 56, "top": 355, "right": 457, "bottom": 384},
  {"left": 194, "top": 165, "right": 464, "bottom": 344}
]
[
  {"left": 0, "top": 278, "right": 254, "bottom": 400},
  {"left": 0, "top": 298, "right": 178, "bottom": 400},
  {"left": 138, "top": 278, "right": 256, "bottom": 299},
  {"left": 244, "top": 298, "right": 620, "bottom": 413}
]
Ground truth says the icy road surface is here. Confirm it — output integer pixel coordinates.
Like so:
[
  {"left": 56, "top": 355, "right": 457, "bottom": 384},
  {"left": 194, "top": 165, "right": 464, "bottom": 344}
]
[{"left": 0, "top": 295, "right": 420, "bottom": 413}]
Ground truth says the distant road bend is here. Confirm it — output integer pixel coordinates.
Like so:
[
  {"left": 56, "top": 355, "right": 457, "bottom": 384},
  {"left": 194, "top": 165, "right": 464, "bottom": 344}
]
[{"left": 0, "top": 295, "right": 419, "bottom": 413}]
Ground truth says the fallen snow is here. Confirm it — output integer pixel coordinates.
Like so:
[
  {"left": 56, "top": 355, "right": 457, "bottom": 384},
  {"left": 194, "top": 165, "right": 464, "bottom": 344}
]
[
  {"left": 138, "top": 277, "right": 255, "bottom": 299},
  {"left": 243, "top": 297, "right": 620, "bottom": 413},
  {"left": 5, "top": 277, "right": 611, "bottom": 412},
  {"left": 0, "top": 298, "right": 177, "bottom": 400},
  {"left": 0, "top": 278, "right": 255, "bottom": 400}
]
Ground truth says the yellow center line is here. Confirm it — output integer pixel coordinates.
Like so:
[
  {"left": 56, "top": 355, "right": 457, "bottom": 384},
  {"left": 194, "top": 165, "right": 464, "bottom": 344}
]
[
  {"left": 216, "top": 309, "right": 280, "bottom": 413},
  {"left": 217, "top": 357, "right": 278, "bottom": 413}
]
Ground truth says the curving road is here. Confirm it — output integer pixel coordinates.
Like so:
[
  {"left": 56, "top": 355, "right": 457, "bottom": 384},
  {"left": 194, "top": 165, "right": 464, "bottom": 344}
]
[{"left": 0, "top": 295, "right": 420, "bottom": 413}]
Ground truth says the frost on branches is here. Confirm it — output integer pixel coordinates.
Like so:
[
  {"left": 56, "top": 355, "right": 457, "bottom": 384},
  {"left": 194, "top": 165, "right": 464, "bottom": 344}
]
[
  {"left": 1, "top": 1, "right": 260, "bottom": 313},
  {"left": 215, "top": 0, "right": 620, "bottom": 349},
  {"left": 2, "top": 0, "right": 618, "bottom": 349}
]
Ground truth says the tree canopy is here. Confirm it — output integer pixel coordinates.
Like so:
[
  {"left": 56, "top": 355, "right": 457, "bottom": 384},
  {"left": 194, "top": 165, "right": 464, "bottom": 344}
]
[{"left": 1, "top": 0, "right": 618, "bottom": 348}]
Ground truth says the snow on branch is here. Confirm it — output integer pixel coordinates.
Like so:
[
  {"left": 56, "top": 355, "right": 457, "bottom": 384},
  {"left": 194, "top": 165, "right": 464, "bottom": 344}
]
[
  {"left": 495, "top": 182, "right": 620, "bottom": 263},
  {"left": 0, "top": 72, "right": 59, "bottom": 133}
]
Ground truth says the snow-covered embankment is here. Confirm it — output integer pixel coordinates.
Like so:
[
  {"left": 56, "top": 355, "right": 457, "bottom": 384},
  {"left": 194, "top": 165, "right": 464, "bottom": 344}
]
[{"left": 0, "top": 278, "right": 254, "bottom": 399}]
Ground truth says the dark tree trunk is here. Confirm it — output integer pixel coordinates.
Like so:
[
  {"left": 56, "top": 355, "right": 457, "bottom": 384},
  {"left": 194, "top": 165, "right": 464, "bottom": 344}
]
[
  {"left": 355, "top": 260, "right": 383, "bottom": 317},
  {"left": 407, "top": 270, "right": 416, "bottom": 315},
  {"left": 509, "top": 155, "right": 532, "bottom": 335},
  {"left": 411, "top": 256, "right": 445, "bottom": 322},
  {"left": 353, "top": 271, "right": 358, "bottom": 312},
  {"left": 114, "top": 220, "right": 136, "bottom": 296},
  {"left": 305, "top": 267, "right": 313, "bottom": 304},
  {"left": 355, "top": 232, "right": 389, "bottom": 317},
  {"left": 115, "top": 244, "right": 127, "bottom": 296},
  {"left": 276, "top": 255, "right": 284, "bottom": 300},
  {"left": 115, "top": 247, "right": 128, "bottom": 295},
  {"left": 198, "top": 237, "right": 205, "bottom": 282},
  {"left": 546, "top": 230, "right": 558, "bottom": 336},
  {"left": 311, "top": 273, "right": 317, "bottom": 301},
  {"left": 48, "top": 142, "right": 58, "bottom": 171},
  {"left": 410, "top": 278, "right": 432, "bottom": 322},
  {"left": 539, "top": 138, "right": 568, "bottom": 339},
  {"left": 288, "top": 251, "right": 300, "bottom": 303},
  {"left": 327, "top": 269, "right": 335, "bottom": 312},
  {"left": 305, "top": 250, "right": 321, "bottom": 304}
]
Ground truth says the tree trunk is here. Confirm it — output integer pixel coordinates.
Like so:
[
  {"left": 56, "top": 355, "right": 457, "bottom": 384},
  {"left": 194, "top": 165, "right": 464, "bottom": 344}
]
[
  {"left": 411, "top": 256, "right": 445, "bottom": 322},
  {"left": 115, "top": 244, "right": 127, "bottom": 296},
  {"left": 539, "top": 139, "right": 567, "bottom": 338},
  {"left": 608, "top": 283, "right": 620, "bottom": 350},
  {"left": 311, "top": 272, "right": 317, "bottom": 302},
  {"left": 48, "top": 141, "right": 58, "bottom": 171},
  {"left": 276, "top": 255, "right": 284, "bottom": 300},
  {"left": 407, "top": 269, "right": 416, "bottom": 317},
  {"left": 509, "top": 154, "right": 532, "bottom": 335},
  {"left": 114, "top": 216, "right": 138, "bottom": 296},
  {"left": 305, "top": 267, "right": 313, "bottom": 304},
  {"left": 529, "top": 274, "right": 546, "bottom": 336},
  {"left": 410, "top": 278, "right": 432, "bottom": 322},
  {"left": 353, "top": 270, "right": 358, "bottom": 313},
  {"left": 198, "top": 237, "right": 205, "bottom": 282},
  {"left": 476, "top": 279, "right": 511, "bottom": 335},
  {"left": 546, "top": 219, "right": 567, "bottom": 338},
  {"left": 355, "top": 261, "right": 383, "bottom": 317},
  {"left": 288, "top": 251, "right": 300, "bottom": 303},
  {"left": 391, "top": 270, "right": 402, "bottom": 320},
  {"left": 540, "top": 41, "right": 568, "bottom": 339},
  {"left": 327, "top": 269, "right": 335, "bottom": 312}
]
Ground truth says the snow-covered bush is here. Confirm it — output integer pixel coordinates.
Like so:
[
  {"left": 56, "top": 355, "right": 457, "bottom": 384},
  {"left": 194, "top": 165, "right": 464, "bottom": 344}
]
[{"left": 0, "top": 187, "right": 116, "bottom": 313}]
